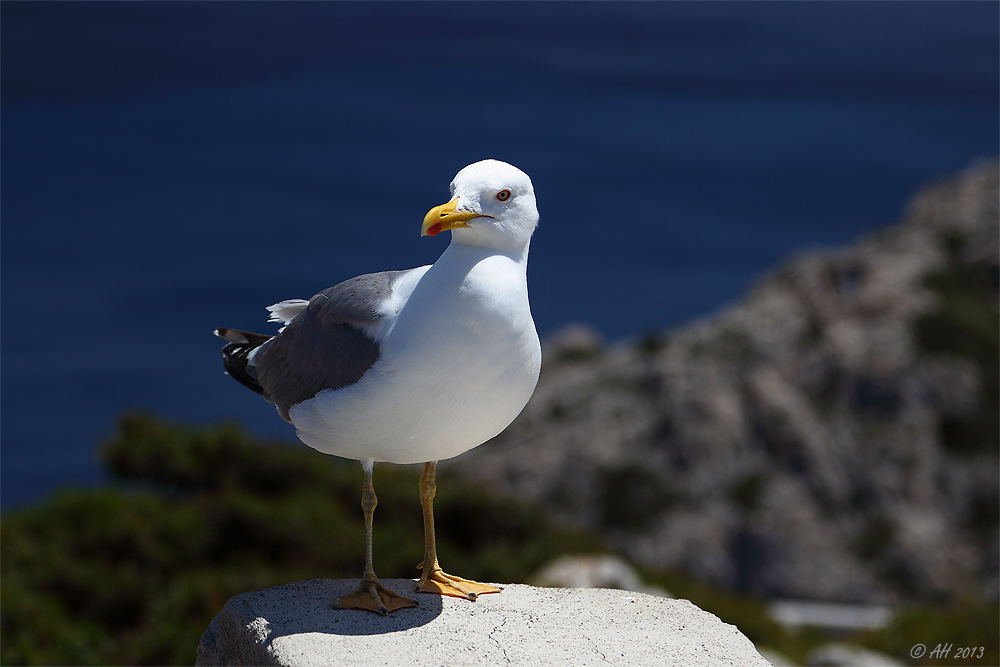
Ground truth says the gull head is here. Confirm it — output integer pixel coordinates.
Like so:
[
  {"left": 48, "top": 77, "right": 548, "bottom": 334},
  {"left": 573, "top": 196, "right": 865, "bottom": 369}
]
[{"left": 422, "top": 159, "right": 538, "bottom": 253}]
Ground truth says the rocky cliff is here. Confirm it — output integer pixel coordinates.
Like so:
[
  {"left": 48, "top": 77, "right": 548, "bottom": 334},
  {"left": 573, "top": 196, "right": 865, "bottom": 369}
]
[{"left": 444, "top": 160, "right": 999, "bottom": 605}]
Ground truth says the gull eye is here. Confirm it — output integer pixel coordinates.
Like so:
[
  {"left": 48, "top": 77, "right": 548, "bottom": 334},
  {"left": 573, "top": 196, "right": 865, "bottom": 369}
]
[{"left": 496, "top": 189, "right": 511, "bottom": 202}]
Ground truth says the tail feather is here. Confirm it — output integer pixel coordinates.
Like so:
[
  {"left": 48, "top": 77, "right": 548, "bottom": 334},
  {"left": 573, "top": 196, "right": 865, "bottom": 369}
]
[{"left": 215, "top": 327, "right": 272, "bottom": 396}]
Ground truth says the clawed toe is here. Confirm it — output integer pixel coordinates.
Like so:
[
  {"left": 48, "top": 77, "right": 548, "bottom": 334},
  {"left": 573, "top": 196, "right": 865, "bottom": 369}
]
[{"left": 416, "top": 565, "right": 502, "bottom": 600}]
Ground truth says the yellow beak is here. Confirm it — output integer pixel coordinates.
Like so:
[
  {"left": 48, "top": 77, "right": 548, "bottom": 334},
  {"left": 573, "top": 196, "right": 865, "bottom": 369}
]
[{"left": 421, "top": 199, "right": 479, "bottom": 237}]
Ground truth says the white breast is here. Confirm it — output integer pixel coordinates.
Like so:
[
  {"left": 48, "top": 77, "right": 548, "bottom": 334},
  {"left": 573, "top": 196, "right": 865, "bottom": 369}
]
[{"left": 288, "top": 244, "right": 541, "bottom": 464}]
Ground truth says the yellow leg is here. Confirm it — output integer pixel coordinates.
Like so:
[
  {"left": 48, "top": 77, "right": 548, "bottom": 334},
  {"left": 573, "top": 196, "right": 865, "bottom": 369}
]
[
  {"left": 415, "top": 461, "right": 501, "bottom": 600},
  {"left": 334, "top": 461, "right": 417, "bottom": 615}
]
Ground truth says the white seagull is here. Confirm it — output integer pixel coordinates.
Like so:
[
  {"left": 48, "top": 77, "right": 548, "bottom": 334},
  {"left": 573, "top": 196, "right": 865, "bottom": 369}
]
[{"left": 215, "top": 159, "right": 541, "bottom": 615}]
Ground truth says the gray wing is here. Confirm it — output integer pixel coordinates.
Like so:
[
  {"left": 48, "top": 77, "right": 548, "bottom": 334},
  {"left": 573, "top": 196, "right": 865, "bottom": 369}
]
[{"left": 252, "top": 270, "right": 408, "bottom": 422}]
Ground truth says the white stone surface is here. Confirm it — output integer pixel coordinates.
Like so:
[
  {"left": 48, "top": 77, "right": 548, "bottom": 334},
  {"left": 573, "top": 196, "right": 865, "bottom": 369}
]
[
  {"left": 196, "top": 578, "right": 770, "bottom": 666},
  {"left": 768, "top": 599, "right": 893, "bottom": 631}
]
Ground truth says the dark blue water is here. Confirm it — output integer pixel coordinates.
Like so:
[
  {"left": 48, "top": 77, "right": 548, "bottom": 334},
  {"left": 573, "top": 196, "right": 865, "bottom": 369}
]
[{"left": 2, "top": 2, "right": 997, "bottom": 510}]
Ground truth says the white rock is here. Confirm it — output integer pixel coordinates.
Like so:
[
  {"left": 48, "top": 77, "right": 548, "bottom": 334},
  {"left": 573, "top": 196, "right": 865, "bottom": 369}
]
[
  {"left": 531, "top": 554, "right": 671, "bottom": 598},
  {"left": 196, "top": 578, "right": 770, "bottom": 667},
  {"left": 808, "top": 642, "right": 904, "bottom": 666}
]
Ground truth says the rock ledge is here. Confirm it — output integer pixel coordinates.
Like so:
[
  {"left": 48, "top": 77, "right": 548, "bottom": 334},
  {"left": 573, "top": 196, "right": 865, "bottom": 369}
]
[{"left": 196, "top": 578, "right": 769, "bottom": 666}]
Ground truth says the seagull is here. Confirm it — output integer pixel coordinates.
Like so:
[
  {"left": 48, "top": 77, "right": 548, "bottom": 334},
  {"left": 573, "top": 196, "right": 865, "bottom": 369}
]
[{"left": 215, "top": 159, "right": 541, "bottom": 615}]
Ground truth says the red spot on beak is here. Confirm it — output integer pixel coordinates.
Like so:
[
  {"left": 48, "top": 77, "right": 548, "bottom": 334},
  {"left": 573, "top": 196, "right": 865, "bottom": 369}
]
[{"left": 427, "top": 222, "right": 443, "bottom": 236}]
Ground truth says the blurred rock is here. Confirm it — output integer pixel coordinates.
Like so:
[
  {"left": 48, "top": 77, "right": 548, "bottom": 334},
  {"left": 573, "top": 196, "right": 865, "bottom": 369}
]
[
  {"left": 444, "top": 160, "right": 999, "bottom": 605},
  {"left": 541, "top": 324, "right": 605, "bottom": 363},
  {"left": 531, "top": 554, "right": 671, "bottom": 597}
]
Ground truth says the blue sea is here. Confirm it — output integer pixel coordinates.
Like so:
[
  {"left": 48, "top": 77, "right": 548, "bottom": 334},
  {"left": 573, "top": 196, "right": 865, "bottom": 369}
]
[{"left": 2, "top": 2, "right": 997, "bottom": 509}]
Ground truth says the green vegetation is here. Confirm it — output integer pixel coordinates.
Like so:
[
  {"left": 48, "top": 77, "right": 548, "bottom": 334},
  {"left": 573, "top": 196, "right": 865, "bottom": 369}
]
[
  {"left": 856, "top": 601, "right": 1000, "bottom": 666},
  {"left": 597, "top": 463, "right": 676, "bottom": 529},
  {"left": 727, "top": 472, "right": 768, "bottom": 513},
  {"left": 852, "top": 515, "right": 895, "bottom": 562},
  {"left": 1, "top": 414, "right": 602, "bottom": 666},
  {"left": 914, "top": 251, "right": 999, "bottom": 456}
]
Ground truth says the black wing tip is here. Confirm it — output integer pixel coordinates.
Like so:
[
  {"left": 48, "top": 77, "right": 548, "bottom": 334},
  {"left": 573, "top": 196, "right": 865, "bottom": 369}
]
[
  {"left": 215, "top": 327, "right": 272, "bottom": 345},
  {"left": 217, "top": 329, "right": 273, "bottom": 397}
]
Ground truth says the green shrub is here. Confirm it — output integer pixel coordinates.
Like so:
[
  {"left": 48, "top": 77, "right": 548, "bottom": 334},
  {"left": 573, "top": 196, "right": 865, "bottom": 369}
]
[
  {"left": 915, "top": 260, "right": 999, "bottom": 455},
  {"left": 1, "top": 414, "right": 602, "bottom": 666}
]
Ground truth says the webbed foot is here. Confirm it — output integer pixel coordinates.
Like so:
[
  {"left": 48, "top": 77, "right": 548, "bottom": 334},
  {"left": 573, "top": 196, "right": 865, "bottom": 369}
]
[
  {"left": 415, "top": 563, "right": 502, "bottom": 600},
  {"left": 334, "top": 579, "right": 418, "bottom": 615}
]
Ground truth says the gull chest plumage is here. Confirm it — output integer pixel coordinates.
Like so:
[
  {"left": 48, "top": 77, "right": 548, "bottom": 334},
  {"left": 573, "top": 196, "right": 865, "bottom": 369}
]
[
  {"left": 291, "top": 241, "right": 541, "bottom": 464},
  {"left": 216, "top": 159, "right": 541, "bottom": 615}
]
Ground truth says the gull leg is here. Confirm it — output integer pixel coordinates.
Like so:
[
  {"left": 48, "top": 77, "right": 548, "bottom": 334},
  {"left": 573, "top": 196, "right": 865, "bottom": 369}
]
[
  {"left": 415, "top": 461, "right": 501, "bottom": 600},
  {"left": 334, "top": 460, "right": 417, "bottom": 615}
]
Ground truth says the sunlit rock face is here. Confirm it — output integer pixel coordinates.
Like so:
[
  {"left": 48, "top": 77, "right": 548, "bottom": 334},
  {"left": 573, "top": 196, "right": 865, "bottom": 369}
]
[{"left": 195, "top": 579, "right": 771, "bottom": 667}]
